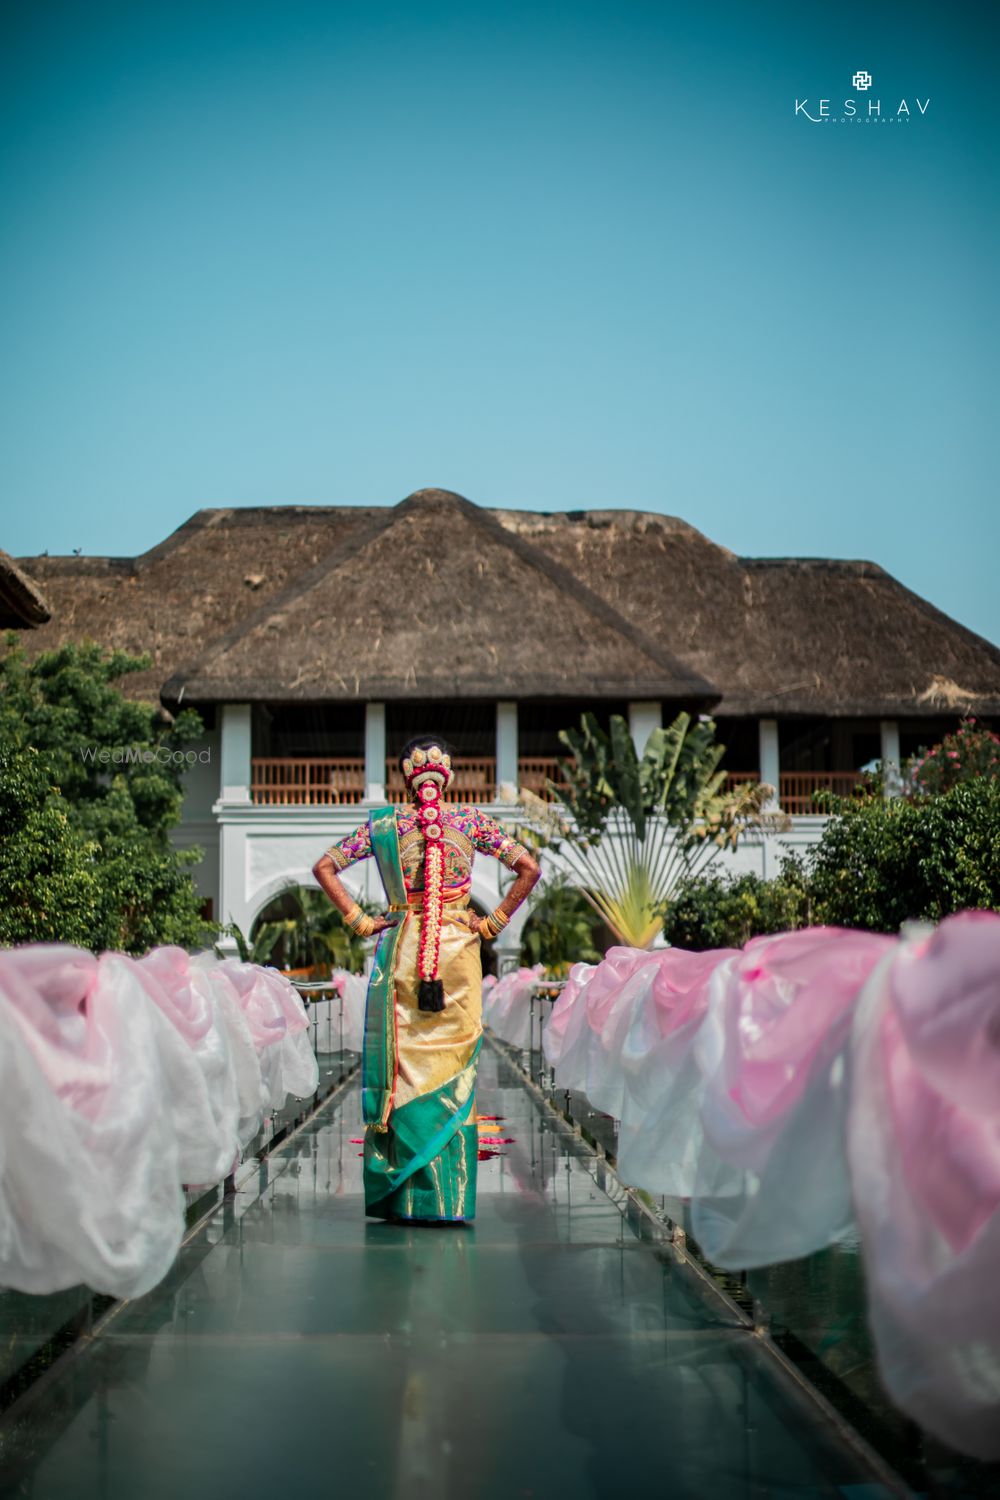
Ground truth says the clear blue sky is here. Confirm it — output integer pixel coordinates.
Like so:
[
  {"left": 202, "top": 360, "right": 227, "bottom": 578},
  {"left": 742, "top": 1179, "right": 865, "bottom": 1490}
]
[{"left": 2, "top": 0, "right": 997, "bottom": 643}]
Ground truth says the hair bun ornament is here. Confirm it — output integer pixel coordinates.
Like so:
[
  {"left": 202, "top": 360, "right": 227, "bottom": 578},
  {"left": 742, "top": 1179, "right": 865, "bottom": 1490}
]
[
  {"left": 412, "top": 748, "right": 427, "bottom": 766},
  {"left": 402, "top": 757, "right": 414, "bottom": 778},
  {"left": 428, "top": 745, "right": 442, "bottom": 762},
  {"left": 442, "top": 754, "right": 452, "bottom": 768}
]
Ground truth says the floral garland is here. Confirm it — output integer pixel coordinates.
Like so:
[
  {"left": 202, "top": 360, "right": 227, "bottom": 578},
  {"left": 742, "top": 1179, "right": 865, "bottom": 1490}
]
[{"left": 401, "top": 745, "right": 453, "bottom": 1012}]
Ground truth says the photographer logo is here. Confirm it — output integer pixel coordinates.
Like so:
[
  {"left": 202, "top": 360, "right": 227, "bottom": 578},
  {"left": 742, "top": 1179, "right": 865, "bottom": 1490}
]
[{"left": 795, "top": 69, "right": 929, "bottom": 124}]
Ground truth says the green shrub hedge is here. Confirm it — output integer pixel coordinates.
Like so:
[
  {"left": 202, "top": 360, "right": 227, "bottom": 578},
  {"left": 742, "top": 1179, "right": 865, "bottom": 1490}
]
[{"left": 664, "top": 777, "right": 1000, "bottom": 947}]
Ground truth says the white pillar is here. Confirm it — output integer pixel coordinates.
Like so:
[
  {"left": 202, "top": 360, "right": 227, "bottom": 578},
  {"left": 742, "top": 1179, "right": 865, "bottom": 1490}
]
[
  {"left": 628, "top": 701, "right": 662, "bottom": 755},
  {"left": 364, "top": 701, "right": 386, "bottom": 801},
  {"left": 216, "top": 820, "right": 249, "bottom": 949},
  {"left": 219, "top": 703, "right": 252, "bottom": 803},
  {"left": 496, "top": 700, "right": 518, "bottom": 795},
  {"left": 758, "top": 717, "right": 780, "bottom": 808},
  {"left": 880, "top": 718, "right": 901, "bottom": 798}
]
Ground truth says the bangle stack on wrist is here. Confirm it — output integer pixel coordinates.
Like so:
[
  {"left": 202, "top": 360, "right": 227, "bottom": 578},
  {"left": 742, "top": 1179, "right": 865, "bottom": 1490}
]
[
  {"left": 343, "top": 902, "right": 376, "bottom": 938},
  {"left": 478, "top": 906, "right": 510, "bottom": 942}
]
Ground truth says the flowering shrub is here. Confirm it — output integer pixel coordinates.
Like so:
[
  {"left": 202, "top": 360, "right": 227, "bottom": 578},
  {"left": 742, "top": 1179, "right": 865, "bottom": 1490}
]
[{"left": 908, "top": 718, "right": 1000, "bottom": 797}]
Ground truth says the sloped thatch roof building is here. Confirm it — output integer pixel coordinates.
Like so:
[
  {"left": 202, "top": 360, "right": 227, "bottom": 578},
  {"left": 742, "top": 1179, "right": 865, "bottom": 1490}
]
[
  {"left": 15, "top": 486, "right": 998, "bottom": 927},
  {"left": 16, "top": 486, "right": 1000, "bottom": 719}
]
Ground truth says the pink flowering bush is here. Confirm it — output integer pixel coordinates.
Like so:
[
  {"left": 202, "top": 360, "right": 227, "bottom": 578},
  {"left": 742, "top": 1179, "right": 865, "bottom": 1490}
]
[{"left": 908, "top": 718, "right": 1000, "bottom": 798}]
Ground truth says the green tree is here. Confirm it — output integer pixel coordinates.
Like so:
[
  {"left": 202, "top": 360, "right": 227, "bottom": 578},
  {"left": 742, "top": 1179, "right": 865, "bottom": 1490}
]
[
  {"left": 807, "top": 779, "right": 1000, "bottom": 932},
  {"left": 0, "top": 746, "right": 103, "bottom": 946},
  {"left": 663, "top": 858, "right": 811, "bottom": 950},
  {"left": 0, "top": 634, "right": 211, "bottom": 953}
]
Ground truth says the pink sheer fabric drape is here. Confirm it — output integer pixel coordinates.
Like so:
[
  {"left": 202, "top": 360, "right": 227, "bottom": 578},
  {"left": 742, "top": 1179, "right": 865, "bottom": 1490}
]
[
  {"left": 0, "top": 944, "right": 318, "bottom": 1301},
  {"left": 541, "top": 912, "right": 1000, "bottom": 1460}
]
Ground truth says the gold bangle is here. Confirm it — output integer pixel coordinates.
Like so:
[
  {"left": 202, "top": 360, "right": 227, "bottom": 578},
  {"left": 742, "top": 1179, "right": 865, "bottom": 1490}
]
[
  {"left": 344, "top": 903, "right": 376, "bottom": 937},
  {"left": 479, "top": 907, "right": 508, "bottom": 941}
]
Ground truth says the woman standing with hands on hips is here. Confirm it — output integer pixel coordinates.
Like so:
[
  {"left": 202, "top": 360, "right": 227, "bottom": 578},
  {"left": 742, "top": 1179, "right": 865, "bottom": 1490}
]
[{"left": 312, "top": 735, "right": 540, "bottom": 1224}]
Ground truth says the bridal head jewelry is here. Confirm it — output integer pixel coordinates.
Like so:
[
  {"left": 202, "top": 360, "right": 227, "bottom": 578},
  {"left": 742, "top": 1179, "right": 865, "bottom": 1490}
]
[{"left": 401, "top": 741, "right": 453, "bottom": 792}]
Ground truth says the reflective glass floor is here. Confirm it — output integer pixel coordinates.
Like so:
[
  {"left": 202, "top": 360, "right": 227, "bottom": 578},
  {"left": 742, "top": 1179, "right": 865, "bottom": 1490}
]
[{"left": 0, "top": 1046, "right": 903, "bottom": 1500}]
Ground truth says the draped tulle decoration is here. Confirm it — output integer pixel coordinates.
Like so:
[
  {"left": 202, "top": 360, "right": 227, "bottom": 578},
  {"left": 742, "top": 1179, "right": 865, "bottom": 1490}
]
[
  {"left": 0, "top": 944, "right": 319, "bottom": 1301},
  {"left": 305, "top": 969, "right": 369, "bottom": 1054},
  {"left": 482, "top": 964, "right": 544, "bottom": 1048},
  {"left": 540, "top": 913, "right": 1000, "bottom": 1461}
]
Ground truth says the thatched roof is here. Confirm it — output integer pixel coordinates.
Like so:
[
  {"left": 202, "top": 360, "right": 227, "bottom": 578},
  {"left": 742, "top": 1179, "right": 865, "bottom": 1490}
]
[
  {"left": 14, "top": 490, "right": 1000, "bottom": 717},
  {"left": 0, "top": 550, "right": 51, "bottom": 628},
  {"left": 16, "top": 506, "right": 381, "bottom": 699},
  {"left": 500, "top": 508, "right": 1000, "bottom": 718},
  {"left": 160, "top": 490, "right": 713, "bottom": 703}
]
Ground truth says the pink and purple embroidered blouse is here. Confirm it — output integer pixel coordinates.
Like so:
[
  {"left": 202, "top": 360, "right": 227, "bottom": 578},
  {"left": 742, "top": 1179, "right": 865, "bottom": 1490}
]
[{"left": 325, "top": 805, "right": 528, "bottom": 896}]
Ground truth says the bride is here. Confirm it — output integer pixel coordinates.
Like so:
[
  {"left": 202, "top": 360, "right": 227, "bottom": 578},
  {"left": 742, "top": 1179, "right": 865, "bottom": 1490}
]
[{"left": 313, "top": 735, "right": 540, "bottom": 1223}]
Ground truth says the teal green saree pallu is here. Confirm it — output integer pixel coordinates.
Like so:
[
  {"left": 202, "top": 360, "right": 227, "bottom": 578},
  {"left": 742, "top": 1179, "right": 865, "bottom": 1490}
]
[{"left": 361, "top": 807, "right": 483, "bottom": 1222}]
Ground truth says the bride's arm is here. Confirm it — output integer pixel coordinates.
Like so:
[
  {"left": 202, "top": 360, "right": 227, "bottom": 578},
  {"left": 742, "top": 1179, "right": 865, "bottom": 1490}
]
[
  {"left": 468, "top": 849, "right": 540, "bottom": 937},
  {"left": 312, "top": 854, "right": 397, "bottom": 935}
]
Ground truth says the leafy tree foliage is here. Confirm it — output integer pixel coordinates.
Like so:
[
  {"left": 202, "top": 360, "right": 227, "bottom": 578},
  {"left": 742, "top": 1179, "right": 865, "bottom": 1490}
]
[
  {"left": 806, "top": 778, "right": 1000, "bottom": 931},
  {"left": 0, "top": 746, "right": 103, "bottom": 946},
  {"left": 662, "top": 859, "right": 810, "bottom": 950},
  {"left": 665, "top": 779, "right": 1000, "bottom": 947},
  {"left": 0, "top": 634, "right": 211, "bottom": 953}
]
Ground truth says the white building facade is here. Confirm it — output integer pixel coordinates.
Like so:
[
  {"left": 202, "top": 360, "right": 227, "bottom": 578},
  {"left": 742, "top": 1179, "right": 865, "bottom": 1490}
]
[{"left": 173, "top": 697, "right": 875, "bottom": 971}]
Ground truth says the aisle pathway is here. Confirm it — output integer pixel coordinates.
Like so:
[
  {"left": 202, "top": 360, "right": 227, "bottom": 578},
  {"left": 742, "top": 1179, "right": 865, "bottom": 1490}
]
[{"left": 0, "top": 1046, "right": 901, "bottom": 1499}]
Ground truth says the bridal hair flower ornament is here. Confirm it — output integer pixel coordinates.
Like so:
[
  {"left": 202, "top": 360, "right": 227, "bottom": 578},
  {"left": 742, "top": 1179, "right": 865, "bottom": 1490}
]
[{"left": 402, "top": 746, "right": 453, "bottom": 1011}]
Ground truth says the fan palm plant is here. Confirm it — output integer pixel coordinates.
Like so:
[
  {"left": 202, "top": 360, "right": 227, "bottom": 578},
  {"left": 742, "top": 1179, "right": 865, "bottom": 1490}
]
[{"left": 509, "top": 711, "right": 780, "bottom": 950}]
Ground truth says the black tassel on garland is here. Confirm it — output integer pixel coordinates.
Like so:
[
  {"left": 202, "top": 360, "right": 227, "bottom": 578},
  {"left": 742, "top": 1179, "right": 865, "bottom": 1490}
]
[{"left": 418, "top": 978, "right": 446, "bottom": 1013}]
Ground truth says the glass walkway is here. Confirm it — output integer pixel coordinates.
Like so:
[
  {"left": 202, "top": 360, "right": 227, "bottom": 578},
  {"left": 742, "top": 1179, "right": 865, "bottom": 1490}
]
[{"left": 0, "top": 1045, "right": 905, "bottom": 1500}]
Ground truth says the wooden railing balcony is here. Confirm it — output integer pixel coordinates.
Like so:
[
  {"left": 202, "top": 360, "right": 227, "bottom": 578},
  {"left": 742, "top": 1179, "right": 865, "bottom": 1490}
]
[
  {"left": 250, "top": 760, "right": 862, "bottom": 814},
  {"left": 250, "top": 756, "right": 572, "bottom": 807},
  {"left": 724, "top": 771, "right": 864, "bottom": 815},
  {"left": 514, "top": 757, "right": 568, "bottom": 798},
  {"left": 251, "top": 758, "right": 367, "bottom": 806},
  {"left": 778, "top": 771, "right": 864, "bottom": 815}
]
